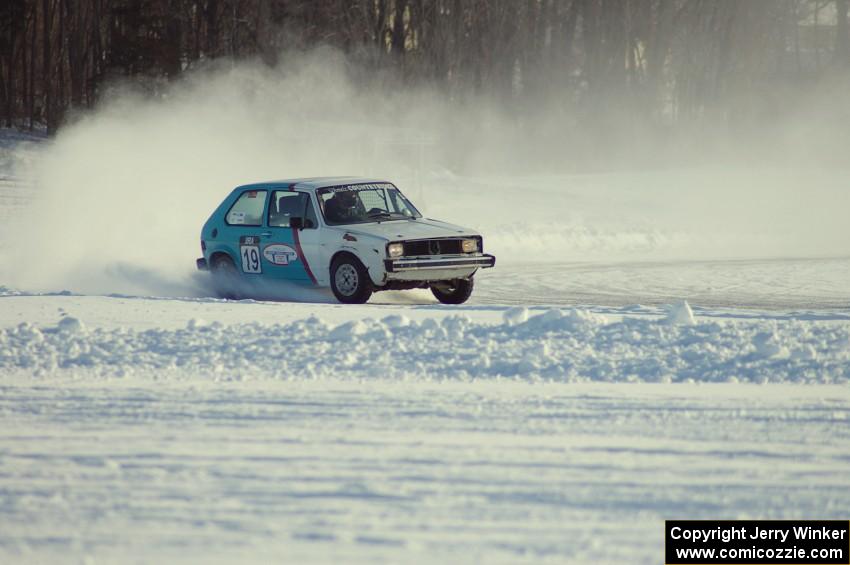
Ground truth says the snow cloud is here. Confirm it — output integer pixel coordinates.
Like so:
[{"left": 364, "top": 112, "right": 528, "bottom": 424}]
[{"left": 2, "top": 48, "right": 848, "bottom": 296}]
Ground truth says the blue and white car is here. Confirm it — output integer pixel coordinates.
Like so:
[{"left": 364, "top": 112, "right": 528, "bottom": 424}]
[{"left": 197, "top": 177, "right": 495, "bottom": 304}]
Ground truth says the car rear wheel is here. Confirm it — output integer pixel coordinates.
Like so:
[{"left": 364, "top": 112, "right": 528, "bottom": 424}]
[
  {"left": 211, "top": 254, "right": 241, "bottom": 299},
  {"left": 330, "top": 255, "right": 373, "bottom": 304},
  {"left": 431, "top": 278, "right": 474, "bottom": 305}
]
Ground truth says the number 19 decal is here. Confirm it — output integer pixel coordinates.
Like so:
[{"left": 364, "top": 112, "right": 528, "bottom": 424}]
[{"left": 240, "top": 245, "right": 261, "bottom": 274}]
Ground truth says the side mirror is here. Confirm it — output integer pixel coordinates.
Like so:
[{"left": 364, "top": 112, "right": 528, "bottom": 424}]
[{"left": 289, "top": 217, "right": 304, "bottom": 230}]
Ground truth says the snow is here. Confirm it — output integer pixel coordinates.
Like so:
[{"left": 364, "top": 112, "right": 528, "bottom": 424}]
[
  {"left": 1, "top": 296, "right": 848, "bottom": 385},
  {"left": 665, "top": 300, "right": 695, "bottom": 325},
  {"left": 1, "top": 129, "right": 850, "bottom": 563},
  {"left": 1, "top": 379, "right": 849, "bottom": 564},
  {"left": 502, "top": 306, "right": 529, "bottom": 325}
]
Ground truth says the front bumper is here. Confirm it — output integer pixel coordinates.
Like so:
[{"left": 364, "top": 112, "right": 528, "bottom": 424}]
[
  {"left": 384, "top": 254, "right": 496, "bottom": 273},
  {"left": 196, "top": 258, "right": 208, "bottom": 271}
]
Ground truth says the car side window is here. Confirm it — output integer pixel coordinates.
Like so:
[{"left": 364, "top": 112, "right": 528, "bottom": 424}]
[
  {"left": 269, "top": 191, "right": 318, "bottom": 229},
  {"left": 226, "top": 190, "right": 267, "bottom": 226}
]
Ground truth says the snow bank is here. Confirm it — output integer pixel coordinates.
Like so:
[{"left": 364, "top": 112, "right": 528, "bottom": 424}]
[
  {"left": 2, "top": 309, "right": 848, "bottom": 384},
  {"left": 665, "top": 300, "right": 695, "bottom": 325}
]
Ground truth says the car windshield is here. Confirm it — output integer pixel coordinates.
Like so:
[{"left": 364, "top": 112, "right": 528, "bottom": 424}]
[{"left": 318, "top": 183, "right": 422, "bottom": 226}]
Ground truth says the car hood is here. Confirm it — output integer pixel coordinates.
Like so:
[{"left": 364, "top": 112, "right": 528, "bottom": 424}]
[{"left": 341, "top": 218, "right": 479, "bottom": 241}]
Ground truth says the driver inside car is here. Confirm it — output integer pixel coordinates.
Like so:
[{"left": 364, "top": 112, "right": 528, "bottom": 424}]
[{"left": 324, "top": 190, "right": 365, "bottom": 223}]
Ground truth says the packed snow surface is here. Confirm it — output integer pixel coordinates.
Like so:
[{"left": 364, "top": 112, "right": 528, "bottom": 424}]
[{"left": 2, "top": 373, "right": 849, "bottom": 564}]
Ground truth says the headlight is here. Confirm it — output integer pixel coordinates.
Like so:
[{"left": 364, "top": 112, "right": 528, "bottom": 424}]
[
  {"left": 461, "top": 239, "right": 479, "bottom": 253},
  {"left": 387, "top": 242, "right": 404, "bottom": 258}
]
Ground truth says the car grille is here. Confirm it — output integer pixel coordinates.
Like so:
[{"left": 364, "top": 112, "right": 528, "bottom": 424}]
[{"left": 403, "top": 238, "right": 464, "bottom": 256}]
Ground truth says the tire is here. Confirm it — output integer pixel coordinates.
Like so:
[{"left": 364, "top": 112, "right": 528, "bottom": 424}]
[
  {"left": 330, "top": 255, "right": 373, "bottom": 304},
  {"left": 211, "top": 254, "right": 241, "bottom": 299},
  {"left": 431, "top": 278, "right": 474, "bottom": 305}
]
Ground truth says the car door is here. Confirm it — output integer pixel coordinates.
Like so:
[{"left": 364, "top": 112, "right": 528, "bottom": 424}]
[
  {"left": 220, "top": 188, "right": 270, "bottom": 276},
  {"left": 262, "top": 190, "right": 323, "bottom": 283}
]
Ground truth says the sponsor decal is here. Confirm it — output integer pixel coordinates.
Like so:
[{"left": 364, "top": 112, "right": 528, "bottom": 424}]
[
  {"left": 239, "top": 236, "right": 262, "bottom": 273},
  {"left": 263, "top": 244, "right": 299, "bottom": 266},
  {"left": 326, "top": 183, "right": 395, "bottom": 193}
]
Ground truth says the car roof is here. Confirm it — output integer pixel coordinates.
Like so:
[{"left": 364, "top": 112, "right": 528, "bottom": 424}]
[{"left": 233, "top": 177, "right": 392, "bottom": 193}]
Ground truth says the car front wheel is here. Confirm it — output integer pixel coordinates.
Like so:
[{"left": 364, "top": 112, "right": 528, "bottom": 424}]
[
  {"left": 431, "top": 278, "right": 474, "bottom": 305},
  {"left": 330, "top": 255, "right": 373, "bottom": 304}
]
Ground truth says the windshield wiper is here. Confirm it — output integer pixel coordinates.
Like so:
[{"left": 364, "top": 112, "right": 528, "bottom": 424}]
[{"left": 367, "top": 211, "right": 399, "bottom": 220}]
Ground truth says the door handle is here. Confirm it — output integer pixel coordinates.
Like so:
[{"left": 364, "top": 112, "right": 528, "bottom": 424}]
[{"left": 260, "top": 232, "right": 273, "bottom": 238}]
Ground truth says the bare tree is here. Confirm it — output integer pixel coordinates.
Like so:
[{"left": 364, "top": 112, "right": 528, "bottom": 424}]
[{"left": 0, "top": 0, "right": 847, "bottom": 135}]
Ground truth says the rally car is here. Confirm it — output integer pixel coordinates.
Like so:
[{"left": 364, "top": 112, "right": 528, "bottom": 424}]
[{"left": 196, "top": 177, "right": 495, "bottom": 304}]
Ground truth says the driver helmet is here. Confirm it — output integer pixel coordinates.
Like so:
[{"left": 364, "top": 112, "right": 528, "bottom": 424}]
[{"left": 337, "top": 190, "right": 357, "bottom": 208}]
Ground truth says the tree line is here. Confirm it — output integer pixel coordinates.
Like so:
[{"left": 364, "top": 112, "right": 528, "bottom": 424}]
[{"left": 1, "top": 0, "right": 848, "bottom": 134}]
